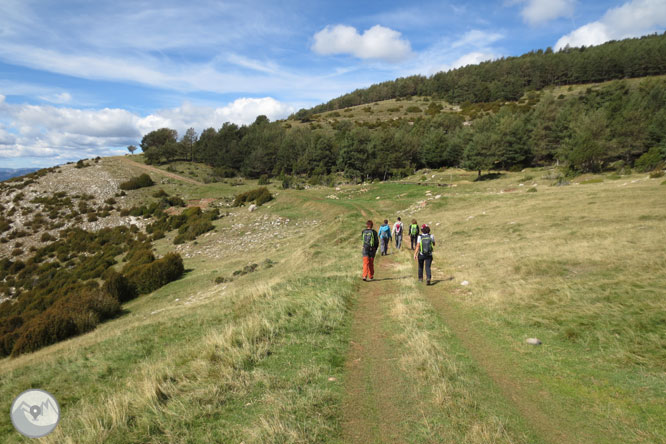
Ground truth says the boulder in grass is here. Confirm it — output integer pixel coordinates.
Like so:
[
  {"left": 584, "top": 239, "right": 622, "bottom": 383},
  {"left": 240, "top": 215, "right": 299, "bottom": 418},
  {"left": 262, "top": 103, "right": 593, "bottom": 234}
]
[
  {"left": 526, "top": 338, "right": 542, "bottom": 346},
  {"left": 248, "top": 204, "right": 257, "bottom": 212}
]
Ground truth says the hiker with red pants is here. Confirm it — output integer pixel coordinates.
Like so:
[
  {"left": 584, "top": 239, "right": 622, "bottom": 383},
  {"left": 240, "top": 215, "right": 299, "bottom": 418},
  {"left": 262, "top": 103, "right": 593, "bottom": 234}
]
[
  {"left": 413, "top": 224, "right": 435, "bottom": 285},
  {"left": 409, "top": 219, "right": 420, "bottom": 250},
  {"left": 361, "top": 220, "right": 379, "bottom": 281}
]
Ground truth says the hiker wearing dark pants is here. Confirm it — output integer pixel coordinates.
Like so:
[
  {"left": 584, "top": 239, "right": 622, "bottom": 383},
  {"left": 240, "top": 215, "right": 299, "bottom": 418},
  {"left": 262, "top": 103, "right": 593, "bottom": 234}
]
[
  {"left": 378, "top": 219, "right": 391, "bottom": 256},
  {"left": 409, "top": 219, "right": 420, "bottom": 250},
  {"left": 414, "top": 225, "right": 435, "bottom": 285},
  {"left": 392, "top": 217, "right": 403, "bottom": 250},
  {"left": 362, "top": 220, "right": 379, "bottom": 281}
]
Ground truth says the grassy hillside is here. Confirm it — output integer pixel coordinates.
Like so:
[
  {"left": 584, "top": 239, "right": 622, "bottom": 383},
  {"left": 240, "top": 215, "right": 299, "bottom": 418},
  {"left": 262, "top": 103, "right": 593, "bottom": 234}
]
[
  {"left": 1, "top": 160, "right": 664, "bottom": 443},
  {"left": 282, "top": 75, "right": 666, "bottom": 132}
]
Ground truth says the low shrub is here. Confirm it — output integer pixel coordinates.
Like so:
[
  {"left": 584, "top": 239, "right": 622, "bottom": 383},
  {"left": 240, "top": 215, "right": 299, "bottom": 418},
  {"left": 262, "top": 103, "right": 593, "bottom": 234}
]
[
  {"left": 649, "top": 169, "right": 664, "bottom": 178},
  {"left": 233, "top": 263, "right": 258, "bottom": 276},
  {"left": 10, "top": 286, "right": 121, "bottom": 356},
  {"left": 152, "top": 189, "right": 168, "bottom": 198},
  {"left": 40, "top": 232, "right": 55, "bottom": 242},
  {"left": 212, "top": 166, "right": 236, "bottom": 178},
  {"left": 635, "top": 147, "right": 663, "bottom": 172},
  {"left": 527, "top": 187, "right": 537, "bottom": 193},
  {"left": 119, "top": 173, "right": 154, "bottom": 190},
  {"left": 103, "top": 270, "right": 137, "bottom": 303},
  {"left": 258, "top": 174, "right": 270, "bottom": 185},
  {"left": 126, "top": 253, "right": 184, "bottom": 294},
  {"left": 233, "top": 187, "right": 273, "bottom": 207}
]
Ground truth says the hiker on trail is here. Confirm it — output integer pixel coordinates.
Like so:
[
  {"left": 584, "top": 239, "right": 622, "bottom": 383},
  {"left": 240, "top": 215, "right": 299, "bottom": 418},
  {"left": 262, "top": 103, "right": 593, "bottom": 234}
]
[
  {"left": 362, "top": 220, "right": 379, "bottom": 281},
  {"left": 392, "top": 217, "right": 403, "bottom": 250},
  {"left": 409, "top": 219, "right": 420, "bottom": 250},
  {"left": 414, "top": 225, "right": 435, "bottom": 285},
  {"left": 378, "top": 219, "right": 392, "bottom": 256}
]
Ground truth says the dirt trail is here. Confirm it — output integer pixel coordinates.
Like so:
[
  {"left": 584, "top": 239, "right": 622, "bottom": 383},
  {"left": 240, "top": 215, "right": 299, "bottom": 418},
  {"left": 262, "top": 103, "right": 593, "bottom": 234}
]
[
  {"left": 421, "top": 276, "right": 586, "bottom": 444},
  {"left": 342, "top": 257, "right": 412, "bottom": 444},
  {"left": 121, "top": 158, "right": 204, "bottom": 185}
]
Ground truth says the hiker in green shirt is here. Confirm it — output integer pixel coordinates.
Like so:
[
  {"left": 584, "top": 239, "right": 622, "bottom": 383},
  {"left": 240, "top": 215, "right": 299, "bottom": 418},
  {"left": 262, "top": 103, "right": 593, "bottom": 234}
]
[{"left": 409, "top": 219, "right": 420, "bottom": 250}]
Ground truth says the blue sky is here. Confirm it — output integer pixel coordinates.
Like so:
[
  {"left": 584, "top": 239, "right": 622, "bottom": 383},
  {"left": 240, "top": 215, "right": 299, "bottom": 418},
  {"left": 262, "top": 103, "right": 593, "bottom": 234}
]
[{"left": 1, "top": 0, "right": 665, "bottom": 168}]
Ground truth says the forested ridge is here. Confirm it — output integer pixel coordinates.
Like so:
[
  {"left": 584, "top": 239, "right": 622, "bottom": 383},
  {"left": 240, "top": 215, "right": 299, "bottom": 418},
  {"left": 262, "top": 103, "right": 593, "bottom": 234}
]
[
  {"left": 294, "top": 32, "right": 666, "bottom": 118},
  {"left": 138, "top": 34, "right": 666, "bottom": 181}
]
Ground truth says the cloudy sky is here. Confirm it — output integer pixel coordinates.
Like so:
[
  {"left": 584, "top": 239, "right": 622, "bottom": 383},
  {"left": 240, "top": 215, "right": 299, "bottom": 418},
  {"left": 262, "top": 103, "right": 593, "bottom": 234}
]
[{"left": 1, "top": 0, "right": 665, "bottom": 168}]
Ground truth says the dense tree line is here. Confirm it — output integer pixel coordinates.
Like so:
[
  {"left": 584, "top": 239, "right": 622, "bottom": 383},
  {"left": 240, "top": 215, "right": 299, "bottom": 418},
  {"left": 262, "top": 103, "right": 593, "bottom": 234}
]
[
  {"left": 140, "top": 77, "right": 666, "bottom": 179},
  {"left": 292, "top": 33, "right": 666, "bottom": 119}
]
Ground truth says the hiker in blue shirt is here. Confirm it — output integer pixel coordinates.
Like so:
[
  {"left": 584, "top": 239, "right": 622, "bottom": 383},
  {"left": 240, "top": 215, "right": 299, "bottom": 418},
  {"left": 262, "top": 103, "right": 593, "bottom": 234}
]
[{"left": 378, "top": 219, "right": 392, "bottom": 256}]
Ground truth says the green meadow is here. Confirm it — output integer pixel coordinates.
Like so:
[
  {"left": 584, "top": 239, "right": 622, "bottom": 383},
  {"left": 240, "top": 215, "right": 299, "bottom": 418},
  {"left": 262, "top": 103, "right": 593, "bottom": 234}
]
[{"left": 1, "top": 160, "right": 664, "bottom": 443}]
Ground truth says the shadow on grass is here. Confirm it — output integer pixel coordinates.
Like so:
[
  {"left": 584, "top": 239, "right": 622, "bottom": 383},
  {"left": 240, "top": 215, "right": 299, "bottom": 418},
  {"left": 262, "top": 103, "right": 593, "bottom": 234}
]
[
  {"left": 369, "top": 276, "right": 412, "bottom": 282},
  {"left": 474, "top": 173, "right": 503, "bottom": 182},
  {"left": 426, "top": 276, "right": 455, "bottom": 286}
]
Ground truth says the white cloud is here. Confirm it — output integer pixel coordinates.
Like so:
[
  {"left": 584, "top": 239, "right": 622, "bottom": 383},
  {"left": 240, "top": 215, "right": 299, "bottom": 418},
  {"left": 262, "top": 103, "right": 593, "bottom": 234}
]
[
  {"left": 38, "top": 92, "right": 72, "bottom": 104},
  {"left": 0, "top": 97, "right": 294, "bottom": 164},
  {"left": 0, "top": 128, "right": 16, "bottom": 146},
  {"left": 555, "top": 0, "right": 666, "bottom": 50},
  {"left": 312, "top": 25, "right": 412, "bottom": 63},
  {"left": 450, "top": 52, "right": 498, "bottom": 69},
  {"left": 511, "top": 0, "right": 575, "bottom": 26},
  {"left": 452, "top": 30, "right": 504, "bottom": 49},
  {"left": 406, "top": 30, "right": 503, "bottom": 75}
]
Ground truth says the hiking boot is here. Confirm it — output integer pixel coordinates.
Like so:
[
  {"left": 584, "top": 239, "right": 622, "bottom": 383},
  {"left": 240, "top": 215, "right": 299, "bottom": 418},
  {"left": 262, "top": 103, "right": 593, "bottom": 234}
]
[
  {"left": 362, "top": 277, "right": 367, "bottom": 281},
  {"left": 426, "top": 280, "right": 431, "bottom": 286},
  {"left": 369, "top": 277, "right": 374, "bottom": 281},
  {"left": 418, "top": 278, "right": 423, "bottom": 282}
]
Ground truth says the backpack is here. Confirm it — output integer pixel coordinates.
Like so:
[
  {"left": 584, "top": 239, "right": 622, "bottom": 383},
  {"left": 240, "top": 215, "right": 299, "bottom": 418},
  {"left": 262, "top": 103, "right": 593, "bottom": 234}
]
[
  {"left": 362, "top": 229, "right": 376, "bottom": 248},
  {"left": 420, "top": 235, "right": 434, "bottom": 256},
  {"left": 379, "top": 225, "right": 390, "bottom": 239},
  {"left": 410, "top": 224, "right": 418, "bottom": 235},
  {"left": 395, "top": 223, "right": 402, "bottom": 235}
]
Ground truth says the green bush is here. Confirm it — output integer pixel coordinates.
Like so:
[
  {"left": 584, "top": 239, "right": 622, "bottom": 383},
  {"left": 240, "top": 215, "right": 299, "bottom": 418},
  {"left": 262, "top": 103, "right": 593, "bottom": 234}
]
[
  {"left": 119, "top": 173, "right": 154, "bottom": 190},
  {"left": 126, "top": 253, "right": 184, "bottom": 294},
  {"left": 152, "top": 189, "right": 168, "bottom": 198},
  {"left": 10, "top": 287, "right": 121, "bottom": 357},
  {"left": 103, "top": 270, "right": 137, "bottom": 303},
  {"left": 650, "top": 169, "right": 665, "bottom": 178},
  {"left": 233, "top": 187, "right": 273, "bottom": 207},
  {"left": 258, "top": 174, "right": 271, "bottom": 185},
  {"left": 634, "top": 147, "right": 664, "bottom": 172},
  {"left": 212, "top": 167, "right": 236, "bottom": 178},
  {"left": 406, "top": 106, "right": 422, "bottom": 113},
  {"left": 527, "top": 187, "right": 537, "bottom": 193}
]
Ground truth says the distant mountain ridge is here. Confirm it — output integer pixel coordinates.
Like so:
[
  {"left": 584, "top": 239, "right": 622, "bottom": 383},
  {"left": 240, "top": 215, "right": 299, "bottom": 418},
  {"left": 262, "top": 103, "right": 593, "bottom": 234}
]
[{"left": 0, "top": 168, "right": 40, "bottom": 181}]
